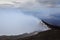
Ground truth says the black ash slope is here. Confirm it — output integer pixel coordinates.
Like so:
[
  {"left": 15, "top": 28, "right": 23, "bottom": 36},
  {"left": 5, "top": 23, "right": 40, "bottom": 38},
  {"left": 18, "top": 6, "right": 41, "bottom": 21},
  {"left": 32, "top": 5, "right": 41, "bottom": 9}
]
[{"left": 41, "top": 20, "right": 60, "bottom": 30}]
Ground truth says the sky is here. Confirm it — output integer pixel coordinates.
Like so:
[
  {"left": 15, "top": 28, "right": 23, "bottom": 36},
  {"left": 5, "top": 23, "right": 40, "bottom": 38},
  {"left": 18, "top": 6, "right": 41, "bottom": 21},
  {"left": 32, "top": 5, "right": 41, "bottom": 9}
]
[{"left": 0, "top": 0, "right": 60, "bottom": 35}]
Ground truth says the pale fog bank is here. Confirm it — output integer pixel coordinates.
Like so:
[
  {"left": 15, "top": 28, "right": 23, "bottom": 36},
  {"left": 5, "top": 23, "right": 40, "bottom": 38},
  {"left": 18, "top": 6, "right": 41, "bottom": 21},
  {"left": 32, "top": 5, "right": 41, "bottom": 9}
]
[{"left": 0, "top": 8, "right": 49, "bottom": 36}]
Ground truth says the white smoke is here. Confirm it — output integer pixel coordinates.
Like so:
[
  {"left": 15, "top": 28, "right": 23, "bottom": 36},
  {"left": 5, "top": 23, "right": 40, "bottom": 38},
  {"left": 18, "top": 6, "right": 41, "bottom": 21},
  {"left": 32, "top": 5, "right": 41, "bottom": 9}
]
[
  {"left": 0, "top": 8, "right": 49, "bottom": 35},
  {"left": 0, "top": 0, "right": 59, "bottom": 35}
]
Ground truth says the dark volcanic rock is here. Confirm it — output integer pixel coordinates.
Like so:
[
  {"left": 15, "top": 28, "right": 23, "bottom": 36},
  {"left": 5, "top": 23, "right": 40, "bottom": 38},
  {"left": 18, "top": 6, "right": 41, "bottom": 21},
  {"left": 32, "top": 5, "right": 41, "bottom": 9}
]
[
  {"left": 20, "top": 30, "right": 60, "bottom": 40},
  {"left": 0, "top": 30, "right": 60, "bottom": 40}
]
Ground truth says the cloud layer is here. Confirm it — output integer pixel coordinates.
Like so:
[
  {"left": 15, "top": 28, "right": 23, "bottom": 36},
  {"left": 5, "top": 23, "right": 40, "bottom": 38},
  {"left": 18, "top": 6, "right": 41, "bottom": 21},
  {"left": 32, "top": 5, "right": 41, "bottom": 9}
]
[{"left": 0, "top": 0, "right": 60, "bottom": 8}]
